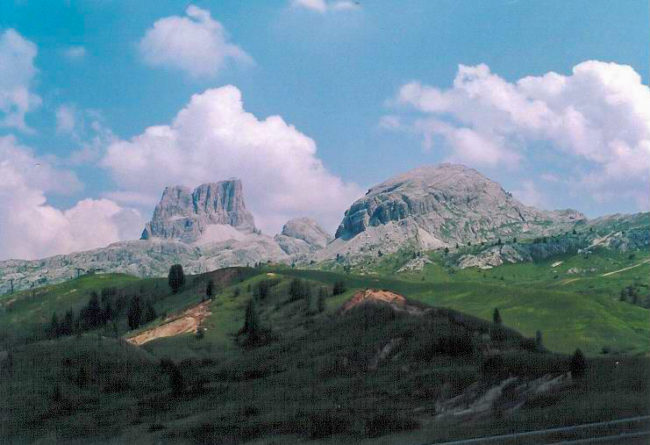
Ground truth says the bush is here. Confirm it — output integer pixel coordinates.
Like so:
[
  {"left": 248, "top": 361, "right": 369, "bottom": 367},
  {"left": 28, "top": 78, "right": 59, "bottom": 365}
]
[
  {"left": 433, "top": 333, "right": 474, "bottom": 356},
  {"left": 365, "top": 414, "right": 419, "bottom": 438},
  {"left": 332, "top": 280, "right": 346, "bottom": 296},
  {"left": 309, "top": 411, "right": 352, "bottom": 439}
]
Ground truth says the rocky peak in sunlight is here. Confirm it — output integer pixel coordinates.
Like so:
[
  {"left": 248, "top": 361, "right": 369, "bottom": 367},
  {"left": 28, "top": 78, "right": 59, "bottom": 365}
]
[{"left": 141, "top": 179, "right": 257, "bottom": 243}]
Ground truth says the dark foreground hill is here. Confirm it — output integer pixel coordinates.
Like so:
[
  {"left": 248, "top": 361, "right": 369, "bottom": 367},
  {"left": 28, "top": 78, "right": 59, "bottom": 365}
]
[{"left": 1, "top": 265, "right": 648, "bottom": 443}]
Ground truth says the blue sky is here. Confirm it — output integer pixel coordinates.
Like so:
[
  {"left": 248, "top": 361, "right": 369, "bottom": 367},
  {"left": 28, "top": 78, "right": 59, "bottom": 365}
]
[{"left": 0, "top": 0, "right": 648, "bottom": 260}]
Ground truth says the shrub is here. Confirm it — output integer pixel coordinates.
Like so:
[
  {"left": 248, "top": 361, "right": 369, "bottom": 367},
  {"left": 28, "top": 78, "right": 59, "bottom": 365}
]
[
  {"left": 332, "top": 281, "right": 346, "bottom": 296},
  {"left": 433, "top": 333, "right": 474, "bottom": 356},
  {"left": 309, "top": 411, "right": 352, "bottom": 439},
  {"left": 365, "top": 414, "right": 419, "bottom": 438}
]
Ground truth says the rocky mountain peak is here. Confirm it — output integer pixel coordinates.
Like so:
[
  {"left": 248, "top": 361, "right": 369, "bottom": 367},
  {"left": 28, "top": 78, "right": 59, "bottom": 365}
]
[
  {"left": 141, "top": 179, "right": 256, "bottom": 243},
  {"left": 274, "top": 217, "right": 332, "bottom": 256},
  {"left": 326, "top": 163, "right": 585, "bottom": 261}
]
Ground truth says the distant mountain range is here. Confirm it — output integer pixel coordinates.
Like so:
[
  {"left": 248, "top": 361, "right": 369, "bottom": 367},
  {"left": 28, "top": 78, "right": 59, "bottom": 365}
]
[{"left": 1, "top": 164, "right": 647, "bottom": 293}]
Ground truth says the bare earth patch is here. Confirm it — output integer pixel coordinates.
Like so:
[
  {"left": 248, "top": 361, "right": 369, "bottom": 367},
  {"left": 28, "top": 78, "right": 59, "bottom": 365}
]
[
  {"left": 126, "top": 301, "right": 211, "bottom": 346},
  {"left": 341, "top": 289, "right": 428, "bottom": 316}
]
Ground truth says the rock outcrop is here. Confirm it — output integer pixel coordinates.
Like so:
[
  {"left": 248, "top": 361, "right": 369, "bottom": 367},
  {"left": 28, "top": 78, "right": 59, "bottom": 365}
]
[
  {"left": 274, "top": 217, "right": 332, "bottom": 256},
  {"left": 141, "top": 180, "right": 256, "bottom": 243},
  {"left": 1, "top": 166, "right": 647, "bottom": 294},
  {"left": 318, "top": 164, "right": 585, "bottom": 262}
]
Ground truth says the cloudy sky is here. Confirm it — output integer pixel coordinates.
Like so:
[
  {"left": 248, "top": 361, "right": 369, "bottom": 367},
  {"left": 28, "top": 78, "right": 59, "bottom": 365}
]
[{"left": 0, "top": 0, "right": 648, "bottom": 260}]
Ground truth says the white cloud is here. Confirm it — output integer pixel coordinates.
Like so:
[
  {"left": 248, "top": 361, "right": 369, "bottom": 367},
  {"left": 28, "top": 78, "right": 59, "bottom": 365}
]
[
  {"left": 139, "top": 5, "right": 252, "bottom": 78},
  {"left": 56, "top": 105, "right": 76, "bottom": 134},
  {"left": 511, "top": 180, "right": 547, "bottom": 208},
  {"left": 291, "top": 0, "right": 360, "bottom": 13},
  {"left": 102, "top": 85, "right": 362, "bottom": 234},
  {"left": 389, "top": 61, "right": 650, "bottom": 210},
  {"left": 0, "top": 136, "right": 142, "bottom": 261},
  {"left": 63, "top": 45, "right": 86, "bottom": 60},
  {"left": 0, "top": 29, "right": 41, "bottom": 132}
]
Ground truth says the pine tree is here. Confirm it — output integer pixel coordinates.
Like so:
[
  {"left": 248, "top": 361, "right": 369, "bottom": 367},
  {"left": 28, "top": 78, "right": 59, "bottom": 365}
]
[
  {"left": 307, "top": 287, "right": 319, "bottom": 315},
  {"left": 570, "top": 348, "right": 587, "bottom": 378},
  {"left": 49, "top": 313, "right": 60, "bottom": 339},
  {"left": 289, "top": 278, "right": 305, "bottom": 301},
  {"left": 332, "top": 281, "right": 346, "bottom": 296},
  {"left": 168, "top": 264, "right": 186, "bottom": 294},
  {"left": 243, "top": 298, "right": 261, "bottom": 337},
  {"left": 79, "top": 291, "right": 102, "bottom": 330},
  {"left": 206, "top": 279, "right": 214, "bottom": 300},
  {"left": 127, "top": 296, "right": 143, "bottom": 330},
  {"left": 144, "top": 301, "right": 157, "bottom": 323},
  {"left": 317, "top": 287, "right": 328, "bottom": 313},
  {"left": 493, "top": 308, "right": 502, "bottom": 325},
  {"left": 61, "top": 310, "right": 74, "bottom": 336}
]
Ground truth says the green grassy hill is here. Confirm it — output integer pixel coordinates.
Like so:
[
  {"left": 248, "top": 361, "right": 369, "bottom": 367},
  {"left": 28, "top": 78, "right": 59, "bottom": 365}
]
[{"left": 1, "top": 248, "right": 649, "bottom": 443}]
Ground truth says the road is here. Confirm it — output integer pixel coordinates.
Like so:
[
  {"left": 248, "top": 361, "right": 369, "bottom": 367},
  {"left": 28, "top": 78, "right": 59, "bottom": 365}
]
[{"left": 427, "top": 415, "right": 650, "bottom": 444}]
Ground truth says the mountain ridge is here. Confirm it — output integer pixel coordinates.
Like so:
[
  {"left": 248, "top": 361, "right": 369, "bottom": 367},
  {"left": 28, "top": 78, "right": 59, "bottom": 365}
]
[{"left": 1, "top": 163, "right": 646, "bottom": 293}]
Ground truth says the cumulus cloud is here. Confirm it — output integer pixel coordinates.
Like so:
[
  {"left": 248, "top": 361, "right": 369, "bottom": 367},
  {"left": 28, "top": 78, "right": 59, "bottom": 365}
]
[
  {"left": 291, "top": 0, "right": 360, "bottom": 13},
  {"left": 388, "top": 61, "right": 650, "bottom": 210},
  {"left": 102, "top": 85, "right": 362, "bottom": 234},
  {"left": 511, "top": 180, "right": 548, "bottom": 208},
  {"left": 56, "top": 105, "right": 76, "bottom": 134},
  {"left": 0, "top": 136, "right": 142, "bottom": 261},
  {"left": 139, "top": 5, "right": 252, "bottom": 78},
  {"left": 0, "top": 29, "right": 41, "bottom": 131}
]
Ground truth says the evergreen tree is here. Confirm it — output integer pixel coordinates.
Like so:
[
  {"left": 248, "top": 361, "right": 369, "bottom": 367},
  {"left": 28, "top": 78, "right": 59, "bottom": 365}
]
[
  {"left": 127, "top": 296, "right": 143, "bottom": 330},
  {"left": 493, "top": 308, "right": 502, "bottom": 325},
  {"left": 101, "top": 300, "right": 114, "bottom": 324},
  {"left": 570, "top": 348, "right": 587, "bottom": 378},
  {"left": 49, "top": 313, "right": 60, "bottom": 339},
  {"left": 242, "top": 298, "right": 261, "bottom": 340},
  {"left": 444, "top": 247, "right": 450, "bottom": 255},
  {"left": 535, "top": 330, "right": 543, "bottom": 350},
  {"left": 307, "top": 287, "right": 319, "bottom": 315},
  {"left": 160, "top": 359, "right": 184, "bottom": 396},
  {"left": 289, "top": 278, "right": 306, "bottom": 301},
  {"left": 144, "top": 301, "right": 157, "bottom": 323},
  {"left": 256, "top": 280, "right": 271, "bottom": 300},
  {"left": 168, "top": 264, "right": 186, "bottom": 294},
  {"left": 332, "top": 280, "right": 346, "bottom": 296},
  {"left": 61, "top": 310, "right": 74, "bottom": 336},
  {"left": 80, "top": 291, "right": 102, "bottom": 329},
  {"left": 205, "top": 279, "right": 214, "bottom": 300}
]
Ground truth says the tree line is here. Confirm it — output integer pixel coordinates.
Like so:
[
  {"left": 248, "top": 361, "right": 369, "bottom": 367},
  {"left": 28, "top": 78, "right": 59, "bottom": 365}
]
[{"left": 48, "top": 287, "right": 157, "bottom": 339}]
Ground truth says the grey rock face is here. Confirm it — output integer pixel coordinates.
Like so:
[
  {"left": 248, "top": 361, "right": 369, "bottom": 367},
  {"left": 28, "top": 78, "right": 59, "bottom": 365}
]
[
  {"left": 336, "top": 164, "right": 583, "bottom": 242},
  {"left": 454, "top": 212, "right": 649, "bottom": 269},
  {"left": 324, "top": 164, "right": 585, "bottom": 262},
  {"left": 0, "top": 236, "right": 289, "bottom": 295},
  {"left": 274, "top": 217, "right": 332, "bottom": 256},
  {"left": 141, "top": 180, "right": 256, "bottom": 243}
]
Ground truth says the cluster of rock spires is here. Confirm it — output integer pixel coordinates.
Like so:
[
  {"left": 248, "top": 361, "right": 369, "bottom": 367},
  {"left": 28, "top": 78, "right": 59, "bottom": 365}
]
[{"left": 1, "top": 164, "right": 647, "bottom": 293}]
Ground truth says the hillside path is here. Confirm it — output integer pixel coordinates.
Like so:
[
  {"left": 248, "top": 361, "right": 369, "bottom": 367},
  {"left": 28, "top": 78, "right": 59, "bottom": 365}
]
[{"left": 600, "top": 258, "right": 650, "bottom": 277}]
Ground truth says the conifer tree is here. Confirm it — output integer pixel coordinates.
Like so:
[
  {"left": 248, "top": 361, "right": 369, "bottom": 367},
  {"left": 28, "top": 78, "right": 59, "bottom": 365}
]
[
  {"left": 493, "top": 308, "right": 502, "bottom": 325},
  {"left": 127, "top": 296, "right": 143, "bottom": 330},
  {"left": 168, "top": 264, "right": 186, "bottom": 294},
  {"left": 570, "top": 348, "right": 587, "bottom": 378},
  {"left": 206, "top": 279, "right": 214, "bottom": 300}
]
